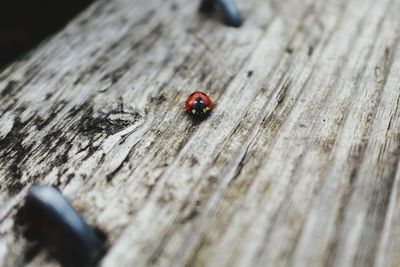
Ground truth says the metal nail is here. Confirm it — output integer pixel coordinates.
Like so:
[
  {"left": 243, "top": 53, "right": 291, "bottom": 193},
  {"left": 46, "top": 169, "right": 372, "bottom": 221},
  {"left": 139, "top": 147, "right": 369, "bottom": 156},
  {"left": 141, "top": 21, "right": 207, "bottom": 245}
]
[
  {"left": 23, "top": 185, "right": 104, "bottom": 265},
  {"left": 217, "top": 0, "right": 243, "bottom": 27},
  {"left": 199, "top": 0, "right": 243, "bottom": 27},
  {"left": 199, "top": 0, "right": 215, "bottom": 13}
]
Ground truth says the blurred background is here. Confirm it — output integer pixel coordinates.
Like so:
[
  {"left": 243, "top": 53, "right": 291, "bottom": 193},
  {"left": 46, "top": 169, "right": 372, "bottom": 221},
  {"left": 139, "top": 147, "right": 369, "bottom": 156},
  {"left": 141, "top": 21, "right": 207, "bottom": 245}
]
[{"left": 0, "top": 0, "right": 95, "bottom": 68}]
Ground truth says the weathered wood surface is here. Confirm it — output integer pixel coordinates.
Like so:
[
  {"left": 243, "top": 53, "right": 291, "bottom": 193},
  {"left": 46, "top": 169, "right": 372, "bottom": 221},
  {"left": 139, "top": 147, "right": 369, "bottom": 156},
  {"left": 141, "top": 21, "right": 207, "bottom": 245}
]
[{"left": 1, "top": 0, "right": 400, "bottom": 266}]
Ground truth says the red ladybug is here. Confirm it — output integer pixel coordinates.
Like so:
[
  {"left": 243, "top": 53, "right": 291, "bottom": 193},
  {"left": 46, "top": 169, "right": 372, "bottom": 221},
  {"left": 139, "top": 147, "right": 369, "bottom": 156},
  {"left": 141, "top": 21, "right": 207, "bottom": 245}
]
[{"left": 185, "top": 91, "right": 213, "bottom": 116}]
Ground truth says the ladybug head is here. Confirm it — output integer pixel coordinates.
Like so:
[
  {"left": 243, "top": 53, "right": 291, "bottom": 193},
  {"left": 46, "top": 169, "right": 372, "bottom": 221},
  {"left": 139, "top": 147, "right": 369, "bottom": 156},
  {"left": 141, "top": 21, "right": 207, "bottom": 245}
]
[{"left": 190, "top": 97, "right": 210, "bottom": 116}]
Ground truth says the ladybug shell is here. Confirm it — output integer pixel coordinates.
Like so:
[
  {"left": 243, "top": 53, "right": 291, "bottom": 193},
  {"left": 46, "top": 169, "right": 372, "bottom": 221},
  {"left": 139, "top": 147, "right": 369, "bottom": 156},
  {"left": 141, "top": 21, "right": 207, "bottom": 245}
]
[{"left": 185, "top": 91, "right": 213, "bottom": 116}]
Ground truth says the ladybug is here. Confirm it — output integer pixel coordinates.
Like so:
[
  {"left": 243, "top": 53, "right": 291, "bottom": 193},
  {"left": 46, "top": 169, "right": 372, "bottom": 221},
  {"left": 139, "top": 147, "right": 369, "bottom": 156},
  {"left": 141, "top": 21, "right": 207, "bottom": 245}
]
[{"left": 185, "top": 91, "right": 213, "bottom": 117}]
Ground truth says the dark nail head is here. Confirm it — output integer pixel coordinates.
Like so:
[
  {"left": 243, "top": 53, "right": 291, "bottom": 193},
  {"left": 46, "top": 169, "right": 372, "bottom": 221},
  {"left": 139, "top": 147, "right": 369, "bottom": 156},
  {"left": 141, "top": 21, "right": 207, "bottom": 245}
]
[{"left": 19, "top": 185, "right": 105, "bottom": 266}]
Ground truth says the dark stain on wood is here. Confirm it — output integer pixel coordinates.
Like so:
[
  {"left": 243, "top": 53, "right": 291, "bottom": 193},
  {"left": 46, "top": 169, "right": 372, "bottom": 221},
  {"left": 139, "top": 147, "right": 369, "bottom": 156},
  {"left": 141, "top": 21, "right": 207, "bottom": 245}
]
[
  {"left": 1, "top": 80, "right": 17, "bottom": 97},
  {"left": 276, "top": 79, "right": 291, "bottom": 105},
  {"left": 0, "top": 113, "right": 35, "bottom": 192},
  {"left": 79, "top": 106, "right": 140, "bottom": 136},
  {"left": 285, "top": 47, "right": 294, "bottom": 54},
  {"left": 308, "top": 45, "right": 314, "bottom": 56},
  {"left": 149, "top": 94, "right": 167, "bottom": 105}
]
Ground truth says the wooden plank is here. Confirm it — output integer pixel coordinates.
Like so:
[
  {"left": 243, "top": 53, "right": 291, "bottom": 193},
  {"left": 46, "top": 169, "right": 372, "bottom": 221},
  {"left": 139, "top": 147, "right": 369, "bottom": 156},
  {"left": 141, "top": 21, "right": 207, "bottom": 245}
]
[{"left": 0, "top": 0, "right": 400, "bottom": 266}]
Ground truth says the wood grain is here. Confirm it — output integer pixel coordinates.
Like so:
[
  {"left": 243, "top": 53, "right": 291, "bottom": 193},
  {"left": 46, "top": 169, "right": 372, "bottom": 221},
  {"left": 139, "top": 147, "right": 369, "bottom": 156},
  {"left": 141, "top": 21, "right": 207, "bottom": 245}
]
[{"left": 0, "top": 0, "right": 400, "bottom": 266}]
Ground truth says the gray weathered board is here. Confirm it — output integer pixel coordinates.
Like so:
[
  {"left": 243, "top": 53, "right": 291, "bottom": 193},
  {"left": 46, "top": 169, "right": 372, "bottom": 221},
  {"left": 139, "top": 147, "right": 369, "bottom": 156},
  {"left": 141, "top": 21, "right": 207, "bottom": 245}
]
[{"left": 0, "top": 0, "right": 400, "bottom": 266}]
